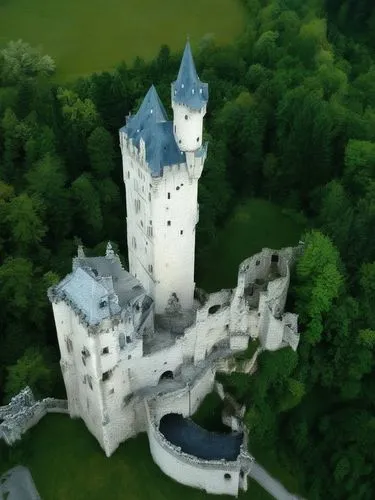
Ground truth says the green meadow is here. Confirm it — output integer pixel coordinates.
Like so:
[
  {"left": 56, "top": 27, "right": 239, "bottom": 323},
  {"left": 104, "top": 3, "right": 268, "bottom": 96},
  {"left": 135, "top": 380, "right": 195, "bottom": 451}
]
[
  {"left": 0, "top": 414, "right": 273, "bottom": 500},
  {"left": 196, "top": 199, "right": 305, "bottom": 292},
  {"left": 0, "top": 0, "right": 245, "bottom": 80}
]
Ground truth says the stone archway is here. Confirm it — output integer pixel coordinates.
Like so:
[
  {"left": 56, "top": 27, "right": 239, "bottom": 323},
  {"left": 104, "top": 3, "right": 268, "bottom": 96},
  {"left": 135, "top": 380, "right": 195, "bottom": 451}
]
[{"left": 159, "top": 371, "right": 173, "bottom": 382}]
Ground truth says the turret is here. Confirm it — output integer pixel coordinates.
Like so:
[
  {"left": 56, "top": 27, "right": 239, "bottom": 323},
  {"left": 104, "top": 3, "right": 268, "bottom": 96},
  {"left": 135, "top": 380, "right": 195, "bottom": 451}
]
[{"left": 172, "top": 41, "right": 208, "bottom": 152}]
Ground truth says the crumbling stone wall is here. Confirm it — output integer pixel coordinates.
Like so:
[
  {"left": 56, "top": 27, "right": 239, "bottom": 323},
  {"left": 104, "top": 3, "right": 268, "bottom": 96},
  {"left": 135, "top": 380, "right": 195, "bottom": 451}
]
[{"left": 0, "top": 387, "right": 68, "bottom": 445}]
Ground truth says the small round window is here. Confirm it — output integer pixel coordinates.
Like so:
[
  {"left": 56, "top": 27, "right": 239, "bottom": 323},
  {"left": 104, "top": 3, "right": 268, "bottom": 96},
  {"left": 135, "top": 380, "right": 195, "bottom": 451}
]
[{"left": 224, "top": 473, "right": 231, "bottom": 480}]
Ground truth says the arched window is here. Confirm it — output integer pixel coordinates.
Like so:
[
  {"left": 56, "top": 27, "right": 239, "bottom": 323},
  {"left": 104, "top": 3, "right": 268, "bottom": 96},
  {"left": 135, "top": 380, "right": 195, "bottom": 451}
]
[
  {"left": 159, "top": 371, "right": 173, "bottom": 382},
  {"left": 208, "top": 304, "right": 221, "bottom": 315}
]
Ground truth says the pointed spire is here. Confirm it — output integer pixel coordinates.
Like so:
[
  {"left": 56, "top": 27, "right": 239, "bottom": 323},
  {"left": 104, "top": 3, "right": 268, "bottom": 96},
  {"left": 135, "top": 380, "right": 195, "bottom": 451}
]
[
  {"left": 106, "top": 241, "right": 115, "bottom": 259},
  {"left": 176, "top": 41, "right": 198, "bottom": 83},
  {"left": 77, "top": 244, "right": 85, "bottom": 259},
  {"left": 172, "top": 41, "right": 208, "bottom": 111},
  {"left": 137, "top": 85, "right": 168, "bottom": 124}
]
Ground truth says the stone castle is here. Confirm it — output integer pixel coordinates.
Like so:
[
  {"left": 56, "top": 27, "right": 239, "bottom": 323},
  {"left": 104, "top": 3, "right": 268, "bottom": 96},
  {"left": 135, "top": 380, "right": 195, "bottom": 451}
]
[{"left": 47, "top": 42, "right": 300, "bottom": 496}]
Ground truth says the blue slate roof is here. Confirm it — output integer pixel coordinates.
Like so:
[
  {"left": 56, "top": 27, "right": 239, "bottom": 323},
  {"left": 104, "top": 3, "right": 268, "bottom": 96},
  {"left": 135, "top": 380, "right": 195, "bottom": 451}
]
[
  {"left": 49, "top": 255, "right": 147, "bottom": 325},
  {"left": 159, "top": 413, "right": 243, "bottom": 461},
  {"left": 171, "top": 41, "right": 208, "bottom": 111},
  {"left": 121, "top": 85, "right": 186, "bottom": 177}
]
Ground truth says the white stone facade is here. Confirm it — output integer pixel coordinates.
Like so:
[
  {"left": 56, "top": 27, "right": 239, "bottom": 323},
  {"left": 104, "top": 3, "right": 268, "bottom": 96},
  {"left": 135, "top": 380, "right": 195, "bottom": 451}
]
[
  {"left": 47, "top": 43, "right": 301, "bottom": 496},
  {"left": 48, "top": 245, "right": 299, "bottom": 485},
  {"left": 120, "top": 138, "right": 205, "bottom": 314}
]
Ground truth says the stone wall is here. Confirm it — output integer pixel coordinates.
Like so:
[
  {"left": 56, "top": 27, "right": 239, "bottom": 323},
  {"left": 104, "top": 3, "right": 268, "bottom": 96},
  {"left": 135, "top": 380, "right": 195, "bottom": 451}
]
[
  {"left": 0, "top": 387, "right": 68, "bottom": 445},
  {"left": 145, "top": 400, "right": 243, "bottom": 496}
]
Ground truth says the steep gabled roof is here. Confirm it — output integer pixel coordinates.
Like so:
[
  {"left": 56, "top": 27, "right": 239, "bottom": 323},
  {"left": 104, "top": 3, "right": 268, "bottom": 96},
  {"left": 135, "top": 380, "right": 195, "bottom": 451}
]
[
  {"left": 126, "top": 85, "right": 168, "bottom": 135},
  {"left": 171, "top": 41, "right": 208, "bottom": 111},
  {"left": 48, "top": 255, "right": 147, "bottom": 325},
  {"left": 121, "top": 85, "right": 185, "bottom": 176}
]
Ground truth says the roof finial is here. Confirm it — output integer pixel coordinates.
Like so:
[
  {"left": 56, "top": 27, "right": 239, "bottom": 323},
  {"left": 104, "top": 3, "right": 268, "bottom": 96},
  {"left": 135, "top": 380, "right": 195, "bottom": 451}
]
[
  {"left": 77, "top": 244, "right": 85, "bottom": 259},
  {"left": 106, "top": 241, "right": 115, "bottom": 259}
]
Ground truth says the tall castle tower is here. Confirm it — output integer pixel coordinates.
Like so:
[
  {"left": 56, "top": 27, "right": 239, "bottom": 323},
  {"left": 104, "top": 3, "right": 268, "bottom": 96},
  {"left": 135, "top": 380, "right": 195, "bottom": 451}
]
[{"left": 120, "top": 42, "right": 208, "bottom": 315}]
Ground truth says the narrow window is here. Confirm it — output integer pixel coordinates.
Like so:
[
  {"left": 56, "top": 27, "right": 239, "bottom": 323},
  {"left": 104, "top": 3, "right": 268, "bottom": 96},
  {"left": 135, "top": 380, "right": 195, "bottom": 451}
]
[
  {"left": 109, "top": 388, "right": 114, "bottom": 395},
  {"left": 185, "top": 114, "right": 188, "bottom": 120},
  {"left": 126, "top": 335, "right": 131, "bottom": 343},
  {"left": 66, "top": 337, "right": 73, "bottom": 354},
  {"left": 196, "top": 137, "right": 199, "bottom": 142},
  {"left": 102, "top": 371, "right": 111, "bottom": 382},
  {"left": 179, "top": 140, "right": 181, "bottom": 144},
  {"left": 119, "top": 333, "right": 125, "bottom": 350},
  {"left": 148, "top": 193, "right": 151, "bottom": 201},
  {"left": 167, "top": 220, "right": 171, "bottom": 226},
  {"left": 180, "top": 230, "right": 183, "bottom": 235},
  {"left": 167, "top": 192, "right": 170, "bottom": 199},
  {"left": 127, "top": 171, "right": 130, "bottom": 179},
  {"left": 102, "top": 347, "right": 109, "bottom": 355}
]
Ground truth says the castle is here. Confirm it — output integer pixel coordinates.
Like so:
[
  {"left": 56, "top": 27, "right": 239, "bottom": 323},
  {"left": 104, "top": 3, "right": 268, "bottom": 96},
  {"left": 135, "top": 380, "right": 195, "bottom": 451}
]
[{"left": 48, "top": 42, "right": 300, "bottom": 497}]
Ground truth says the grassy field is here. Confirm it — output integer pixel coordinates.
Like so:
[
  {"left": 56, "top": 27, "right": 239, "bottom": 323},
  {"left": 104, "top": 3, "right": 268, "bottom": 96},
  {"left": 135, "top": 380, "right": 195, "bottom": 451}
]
[
  {"left": 0, "top": 0, "right": 245, "bottom": 80},
  {"left": 0, "top": 414, "right": 272, "bottom": 500},
  {"left": 196, "top": 199, "right": 305, "bottom": 292}
]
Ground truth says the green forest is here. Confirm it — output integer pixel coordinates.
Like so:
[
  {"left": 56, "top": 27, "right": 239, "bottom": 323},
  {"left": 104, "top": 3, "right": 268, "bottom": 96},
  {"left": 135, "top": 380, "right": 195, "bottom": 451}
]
[{"left": 1, "top": 0, "right": 375, "bottom": 498}]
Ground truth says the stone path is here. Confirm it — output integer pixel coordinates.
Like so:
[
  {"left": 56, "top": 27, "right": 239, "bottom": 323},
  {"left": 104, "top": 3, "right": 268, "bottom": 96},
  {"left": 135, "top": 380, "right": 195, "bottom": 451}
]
[
  {"left": 249, "top": 462, "right": 302, "bottom": 500},
  {"left": 0, "top": 466, "right": 41, "bottom": 500}
]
